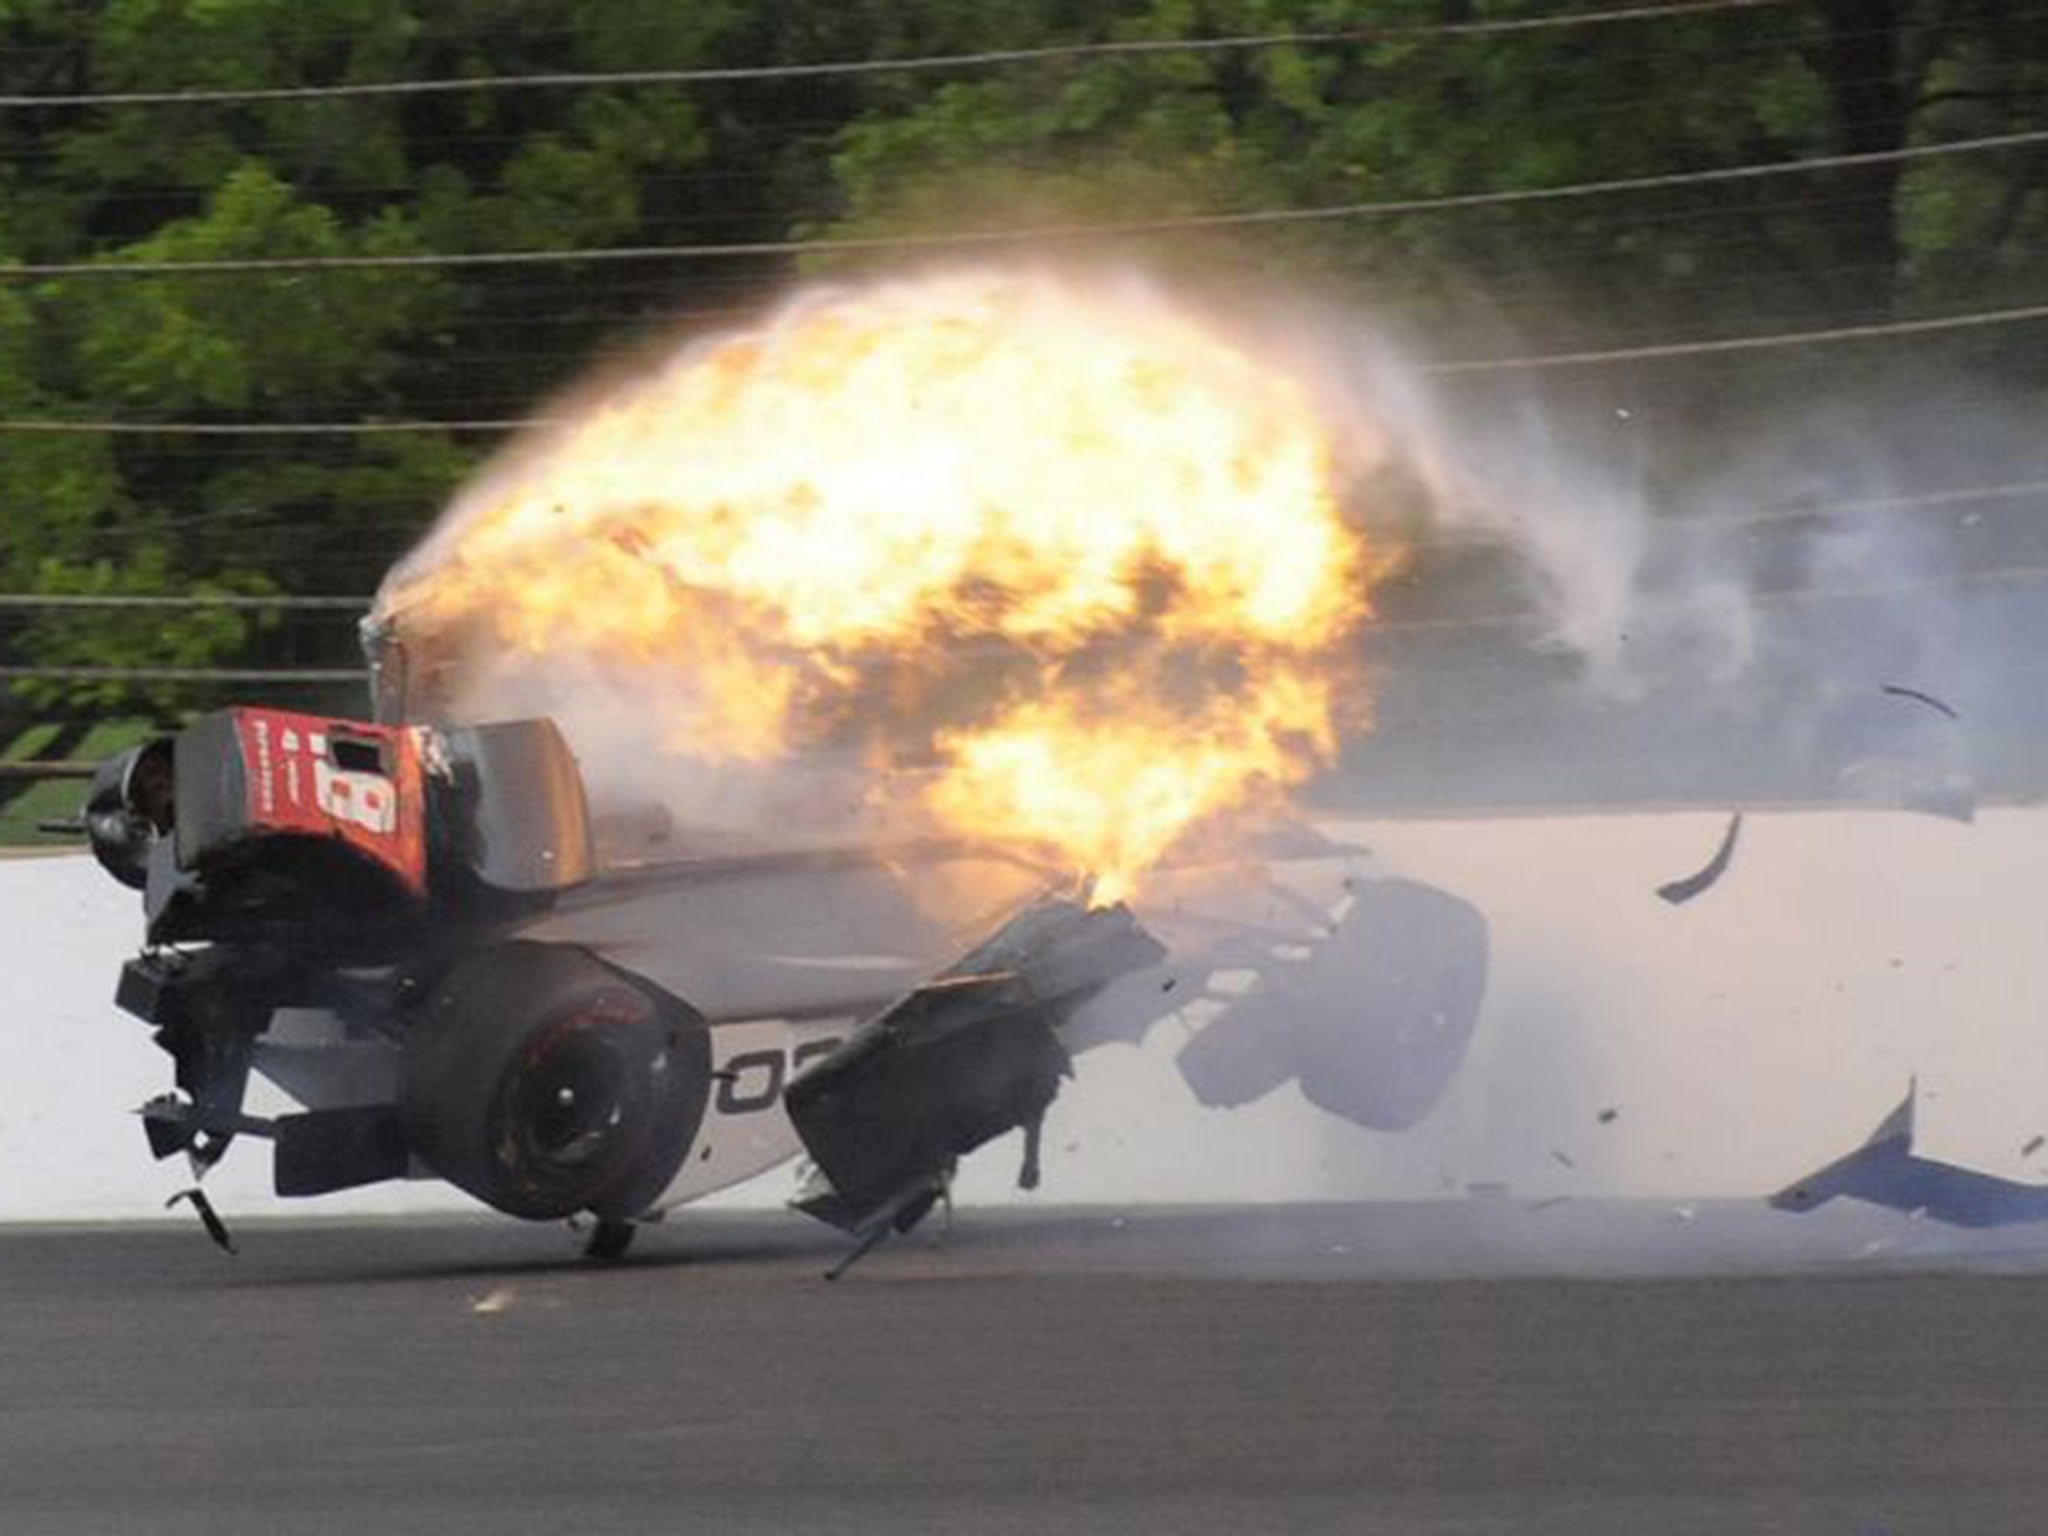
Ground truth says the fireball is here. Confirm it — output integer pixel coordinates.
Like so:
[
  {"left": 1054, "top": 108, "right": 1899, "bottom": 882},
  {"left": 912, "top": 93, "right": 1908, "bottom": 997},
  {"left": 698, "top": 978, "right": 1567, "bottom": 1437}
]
[{"left": 377, "top": 269, "right": 1395, "bottom": 898}]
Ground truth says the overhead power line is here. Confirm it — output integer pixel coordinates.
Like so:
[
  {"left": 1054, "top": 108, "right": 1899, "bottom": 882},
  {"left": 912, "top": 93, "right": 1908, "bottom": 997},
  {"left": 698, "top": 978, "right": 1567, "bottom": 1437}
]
[
  {"left": 1682, "top": 477, "right": 2048, "bottom": 530},
  {"left": 0, "top": 417, "right": 526, "bottom": 434},
  {"left": 4, "top": 475, "right": 2045, "bottom": 623},
  {"left": 0, "top": 593, "right": 368, "bottom": 610},
  {"left": 5, "top": 298, "right": 2046, "bottom": 438},
  {"left": 1416, "top": 476, "right": 2048, "bottom": 551},
  {"left": 8, "top": 561, "right": 2045, "bottom": 684},
  {"left": 0, "top": 92, "right": 1941, "bottom": 177},
  {"left": 0, "top": 666, "right": 366, "bottom": 683},
  {"left": 1428, "top": 301, "right": 2048, "bottom": 372},
  {"left": 6, "top": 126, "right": 2044, "bottom": 280},
  {"left": 1373, "top": 560, "right": 2048, "bottom": 636},
  {"left": 0, "top": 1, "right": 1792, "bottom": 109}
]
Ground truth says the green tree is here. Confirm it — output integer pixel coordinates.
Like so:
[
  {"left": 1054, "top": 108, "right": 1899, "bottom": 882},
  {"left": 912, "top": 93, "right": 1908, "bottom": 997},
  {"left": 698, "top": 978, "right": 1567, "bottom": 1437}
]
[
  {"left": 3, "top": 0, "right": 2044, "bottom": 734},
  {"left": 817, "top": 1, "right": 2048, "bottom": 352},
  {"left": 0, "top": 1, "right": 767, "bottom": 716}
]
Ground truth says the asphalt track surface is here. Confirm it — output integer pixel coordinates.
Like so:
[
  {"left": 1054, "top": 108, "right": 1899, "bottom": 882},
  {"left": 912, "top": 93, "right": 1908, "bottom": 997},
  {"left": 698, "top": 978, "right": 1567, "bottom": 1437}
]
[{"left": 7, "top": 1202, "right": 2048, "bottom": 1536}]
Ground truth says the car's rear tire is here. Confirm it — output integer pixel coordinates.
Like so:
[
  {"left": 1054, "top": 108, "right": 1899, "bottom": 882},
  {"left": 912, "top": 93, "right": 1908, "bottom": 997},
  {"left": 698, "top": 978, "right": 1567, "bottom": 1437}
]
[{"left": 403, "top": 941, "right": 711, "bottom": 1221}]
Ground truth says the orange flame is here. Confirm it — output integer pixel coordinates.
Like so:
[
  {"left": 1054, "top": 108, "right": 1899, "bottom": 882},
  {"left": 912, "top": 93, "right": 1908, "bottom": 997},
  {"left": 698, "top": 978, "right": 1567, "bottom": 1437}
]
[{"left": 378, "top": 270, "right": 1395, "bottom": 898}]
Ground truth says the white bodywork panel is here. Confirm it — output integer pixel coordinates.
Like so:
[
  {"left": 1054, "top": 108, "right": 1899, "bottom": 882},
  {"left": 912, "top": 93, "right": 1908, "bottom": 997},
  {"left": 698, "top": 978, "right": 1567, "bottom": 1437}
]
[
  {"left": 522, "top": 850, "right": 1054, "bottom": 1022},
  {"left": 656, "top": 1015, "right": 855, "bottom": 1206}
]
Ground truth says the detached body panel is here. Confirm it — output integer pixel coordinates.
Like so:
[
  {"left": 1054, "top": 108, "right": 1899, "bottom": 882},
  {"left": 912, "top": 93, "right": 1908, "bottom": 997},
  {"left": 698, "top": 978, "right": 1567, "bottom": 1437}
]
[{"left": 1772, "top": 1088, "right": 2048, "bottom": 1228}]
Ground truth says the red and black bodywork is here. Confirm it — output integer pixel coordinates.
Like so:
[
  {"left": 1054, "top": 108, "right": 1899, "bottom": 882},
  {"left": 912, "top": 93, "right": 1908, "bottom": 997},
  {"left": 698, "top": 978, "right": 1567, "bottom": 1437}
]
[{"left": 93, "top": 705, "right": 719, "bottom": 1228}]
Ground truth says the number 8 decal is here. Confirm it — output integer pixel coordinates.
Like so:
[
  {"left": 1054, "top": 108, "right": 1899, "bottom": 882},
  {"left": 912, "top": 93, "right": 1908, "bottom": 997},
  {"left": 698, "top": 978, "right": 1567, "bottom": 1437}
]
[{"left": 314, "top": 759, "right": 397, "bottom": 834}]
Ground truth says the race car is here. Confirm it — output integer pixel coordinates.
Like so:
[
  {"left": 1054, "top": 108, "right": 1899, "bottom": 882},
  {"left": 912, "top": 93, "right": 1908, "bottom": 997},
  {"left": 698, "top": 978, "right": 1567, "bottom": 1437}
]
[{"left": 79, "top": 690, "right": 1489, "bottom": 1269}]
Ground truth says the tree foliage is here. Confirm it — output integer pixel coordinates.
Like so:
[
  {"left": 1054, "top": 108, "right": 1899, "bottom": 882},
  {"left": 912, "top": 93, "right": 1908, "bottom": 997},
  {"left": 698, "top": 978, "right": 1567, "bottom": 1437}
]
[{"left": 1, "top": 0, "right": 2043, "bottom": 721}]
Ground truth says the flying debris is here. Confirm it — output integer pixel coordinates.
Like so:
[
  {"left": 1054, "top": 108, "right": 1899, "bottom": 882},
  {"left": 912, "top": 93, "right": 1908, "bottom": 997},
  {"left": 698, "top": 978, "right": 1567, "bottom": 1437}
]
[
  {"left": 1880, "top": 684, "right": 1961, "bottom": 721},
  {"left": 166, "top": 1188, "right": 235, "bottom": 1254},
  {"left": 1598, "top": 1108, "right": 1619, "bottom": 1125},
  {"left": 788, "top": 896, "right": 1164, "bottom": 1275},
  {"left": 1656, "top": 813, "right": 1743, "bottom": 905},
  {"left": 2025, "top": 1136, "right": 2045, "bottom": 1158},
  {"left": 1771, "top": 1086, "right": 2048, "bottom": 1228}
]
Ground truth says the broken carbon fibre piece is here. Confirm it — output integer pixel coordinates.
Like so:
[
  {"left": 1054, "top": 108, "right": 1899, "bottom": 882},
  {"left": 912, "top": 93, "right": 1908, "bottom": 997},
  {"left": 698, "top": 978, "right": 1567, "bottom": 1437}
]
[
  {"left": 166, "top": 1187, "right": 236, "bottom": 1254},
  {"left": 787, "top": 897, "right": 1164, "bottom": 1273},
  {"left": 1657, "top": 812, "right": 1743, "bottom": 905},
  {"left": 1881, "top": 683, "right": 1960, "bottom": 720}
]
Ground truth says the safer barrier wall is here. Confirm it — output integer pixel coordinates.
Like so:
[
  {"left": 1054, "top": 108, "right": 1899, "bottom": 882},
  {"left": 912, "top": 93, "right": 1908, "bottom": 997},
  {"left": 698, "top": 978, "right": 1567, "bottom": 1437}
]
[{"left": 4, "top": 807, "right": 2040, "bottom": 1222}]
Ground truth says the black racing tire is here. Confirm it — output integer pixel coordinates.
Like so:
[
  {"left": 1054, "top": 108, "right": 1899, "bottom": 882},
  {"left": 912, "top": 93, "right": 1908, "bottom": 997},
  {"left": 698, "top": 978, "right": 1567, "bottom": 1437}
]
[{"left": 403, "top": 941, "right": 712, "bottom": 1221}]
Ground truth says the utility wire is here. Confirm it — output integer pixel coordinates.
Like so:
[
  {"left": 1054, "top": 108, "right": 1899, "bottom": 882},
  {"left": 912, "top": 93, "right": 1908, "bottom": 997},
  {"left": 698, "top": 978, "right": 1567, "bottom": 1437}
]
[
  {"left": 1373, "top": 560, "right": 2048, "bottom": 635},
  {"left": 0, "top": 593, "right": 368, "bottom": 610},
  {"left": 0, "top": 417, "right": 529, "bottom": 434},
  {"left": 6, "top": 296, "right": 2046, "bottom": 437},
  {"left": 0, "top": 1, "right": 1793, "bottom": 109},
  {"left": 0, "top": 208, "right": 1918, "bottom": 362},
  {"left": 6, "top": 126, "right": 2044, "bottom": 279},
  {"left": 1415, "top": 476, "right": 2048, "bottom": 550},
  {"left": 5, "top": 477, "right": 2045, "bottom": 623},
  {"left": 6, "top": 555, "right": 2043, "bottom": 682},
  {"left": 0, "top": 90, "right": 1938, "bottom": 174},
  {"left": 1676, "top": 477, "right": 2048, "bottom": 530},
  {"left": 0, "top": 666, "right": 366, "bottom": 683},
  {"left": 1430, "top": 301, "right": 2048, "bottom": 372}
]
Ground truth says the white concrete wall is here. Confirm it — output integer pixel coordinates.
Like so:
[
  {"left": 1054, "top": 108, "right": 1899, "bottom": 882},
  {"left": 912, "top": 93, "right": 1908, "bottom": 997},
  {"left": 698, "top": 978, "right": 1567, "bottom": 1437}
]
[
  {"left": 0, "top": 855, "right": 474, "bottom": 1221},
  {"left": 1332, "top": 809, "right": 2048, "bottom": 1199},
  {"left": 5, "top": 805, "right": 2043, "bottom": 1222}
]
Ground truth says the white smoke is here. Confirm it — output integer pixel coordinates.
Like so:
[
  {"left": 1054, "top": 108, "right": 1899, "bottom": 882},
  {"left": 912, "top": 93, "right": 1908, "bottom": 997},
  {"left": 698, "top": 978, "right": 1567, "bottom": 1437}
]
[{"left": 1286, "top": 319, "right": 2021, "bottom": 819}]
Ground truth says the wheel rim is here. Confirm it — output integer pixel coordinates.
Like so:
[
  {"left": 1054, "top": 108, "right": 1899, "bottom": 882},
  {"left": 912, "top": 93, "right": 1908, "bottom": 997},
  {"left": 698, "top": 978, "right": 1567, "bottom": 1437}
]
[
  {"left": 491, "top": 990, "right": 658, "bottom": 1195},
  {"left": 519, "top": 1031, "right": 631, "bottom": 1165}
]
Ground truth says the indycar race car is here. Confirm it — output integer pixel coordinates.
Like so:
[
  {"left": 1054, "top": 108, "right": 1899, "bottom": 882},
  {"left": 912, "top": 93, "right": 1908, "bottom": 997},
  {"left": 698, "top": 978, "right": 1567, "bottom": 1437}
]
[{"left": 77, "top": 681, "right": 1488, "bottom": 1269}]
